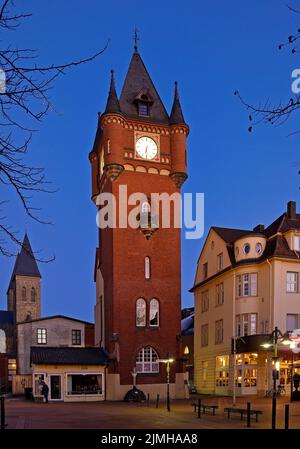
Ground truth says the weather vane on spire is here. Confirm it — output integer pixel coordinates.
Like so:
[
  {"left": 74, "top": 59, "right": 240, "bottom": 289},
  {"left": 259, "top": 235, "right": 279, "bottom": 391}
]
[{"left": 133, "top": 27, "right": 140, "bottom": 52}]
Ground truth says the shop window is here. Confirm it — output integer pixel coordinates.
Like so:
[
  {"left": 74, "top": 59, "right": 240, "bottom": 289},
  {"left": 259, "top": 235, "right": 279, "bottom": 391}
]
[{"left": 67, "top": 374, "right": 103, "bottom": 395}]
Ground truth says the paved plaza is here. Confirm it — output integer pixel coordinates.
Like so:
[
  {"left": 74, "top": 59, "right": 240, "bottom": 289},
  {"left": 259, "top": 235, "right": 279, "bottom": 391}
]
[{"left": 4, "top": 395, "right": 300, "bottom": 429}]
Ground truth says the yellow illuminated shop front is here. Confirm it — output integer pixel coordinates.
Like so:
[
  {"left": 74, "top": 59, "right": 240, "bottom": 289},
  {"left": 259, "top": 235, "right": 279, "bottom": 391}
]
[{"left": 235, "top": 353, "right": 258, "bottom": 395}]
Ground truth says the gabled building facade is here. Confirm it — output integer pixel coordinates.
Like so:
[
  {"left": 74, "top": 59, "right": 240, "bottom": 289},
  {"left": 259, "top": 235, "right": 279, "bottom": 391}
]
[{"left": 192, "top": 201, "right": 300, "bottom": 397}]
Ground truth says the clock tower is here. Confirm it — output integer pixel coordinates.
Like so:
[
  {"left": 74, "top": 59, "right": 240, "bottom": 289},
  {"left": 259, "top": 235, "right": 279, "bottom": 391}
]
[{"left": 89, "top": 43, "right": 189, "bottom": 400}]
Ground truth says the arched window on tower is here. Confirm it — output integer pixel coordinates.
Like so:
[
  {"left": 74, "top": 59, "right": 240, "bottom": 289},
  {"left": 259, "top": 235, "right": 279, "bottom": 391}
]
[
  {"left": 31, "top": 287, "right": 36, "bottom": 303},
  {"left": 107, "top": 139, "right": 110, "bottom": 154},
  {"left": 137, "top": 95, "right": 150, "bottom": 116},
  {"left": 145, "top": 257, "right": 150, "bottom": 279},
  {"left": 141, "top": 201, "right": 151, "bottom": 214},
  {"left": 136, "top": 346, "right": 159, "bottom": 373},
  {"left": 149, "top": 298, "right": 159, "bottom": 327},
  {"left": 22, "top": 287, "right": 27, "bottom": 302},
  {"left": 136, "top": 298, "right": 146, "bottom": 327},
  {"left": 0, "top": 329, "right": 6, "bottom": 353}
]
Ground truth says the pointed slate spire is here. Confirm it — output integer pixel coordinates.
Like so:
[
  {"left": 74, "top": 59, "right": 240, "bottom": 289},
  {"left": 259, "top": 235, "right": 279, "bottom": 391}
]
[
  {"left": 169, "top": 81, "right": 185, "bottom": 125},
  {"left": 119, "top": 50, "right": 169, "bottom": 123},
  {"left": 104, "top": 69, "right": 121, "bottom": 114},
  {"left": 10, "top": 234, "right": 41, "bottom": 281}
]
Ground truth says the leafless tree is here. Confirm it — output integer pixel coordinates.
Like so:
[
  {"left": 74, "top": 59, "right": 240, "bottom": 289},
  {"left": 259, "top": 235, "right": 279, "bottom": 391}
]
[
  {"left": 235, "top": 4, "right": 300, "bottom": 135},
  {"left": 0, "top": 0, "right": 108, "bottom": 258}
]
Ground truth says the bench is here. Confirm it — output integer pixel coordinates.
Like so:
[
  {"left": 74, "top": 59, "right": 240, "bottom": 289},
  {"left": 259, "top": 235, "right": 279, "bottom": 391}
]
[
  {"left": 224, "top": 407, "right": 263, "bottom": 422},
  {"left": 192, "top": 402, "right": 219, "bottom": 415}
]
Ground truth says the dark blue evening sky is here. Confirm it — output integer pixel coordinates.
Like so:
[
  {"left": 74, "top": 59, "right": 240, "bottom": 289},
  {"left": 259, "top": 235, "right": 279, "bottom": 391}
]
[{"left": 1, "top": 0, "right": 299, "bottom": 321}]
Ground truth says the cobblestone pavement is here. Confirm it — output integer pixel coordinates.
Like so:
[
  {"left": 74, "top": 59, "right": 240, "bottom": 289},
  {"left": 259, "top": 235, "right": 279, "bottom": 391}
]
[{"left": 4, "top": 395, "right": 300, "bottom": 429}]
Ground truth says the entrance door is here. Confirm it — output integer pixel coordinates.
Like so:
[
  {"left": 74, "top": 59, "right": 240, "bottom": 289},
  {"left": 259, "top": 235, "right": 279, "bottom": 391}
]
[{"left": 50, "top": 375, "right": 62, "bottom": 400}]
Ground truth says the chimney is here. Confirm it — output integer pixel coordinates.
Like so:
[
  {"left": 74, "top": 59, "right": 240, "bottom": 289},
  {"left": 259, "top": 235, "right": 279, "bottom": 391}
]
[
  {"left": 287, "top": 201, "right": 297, "bottom": 219},
  {"left": 253, "top": 224, "right": 265, "bottom": 233}
]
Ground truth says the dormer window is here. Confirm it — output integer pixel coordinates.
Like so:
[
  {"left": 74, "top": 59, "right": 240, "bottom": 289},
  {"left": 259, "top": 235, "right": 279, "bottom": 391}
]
[
  {"left": 294, "top": 236, "right": 300, "bottom": 251},
  {"left": 138, "top": 101, "right": 149, "bottom": 116},
  {"left": 135, "top": 93, "right": 152, "bottom": 117}
]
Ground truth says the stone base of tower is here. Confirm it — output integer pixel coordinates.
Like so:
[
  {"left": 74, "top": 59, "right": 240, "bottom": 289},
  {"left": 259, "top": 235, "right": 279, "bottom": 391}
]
[{"left": 106, "top": 373, "right": 188, "bottom": 401}]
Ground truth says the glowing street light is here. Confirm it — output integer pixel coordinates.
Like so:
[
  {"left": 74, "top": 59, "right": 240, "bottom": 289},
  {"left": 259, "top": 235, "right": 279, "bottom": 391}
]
[{"left": 157, "top": 354, "right": 174, "bottom": 412}]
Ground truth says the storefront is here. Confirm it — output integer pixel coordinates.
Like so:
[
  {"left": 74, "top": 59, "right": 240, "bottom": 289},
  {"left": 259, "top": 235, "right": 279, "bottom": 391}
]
[
  {"left": 235, "top": 353, "right": 258, "bottom": 395},
  {"left": 31, "top": 347, "right": 109, "bottom": 402}
]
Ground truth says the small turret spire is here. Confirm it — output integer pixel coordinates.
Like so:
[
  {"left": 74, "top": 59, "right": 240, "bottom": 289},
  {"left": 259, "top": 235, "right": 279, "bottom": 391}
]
[
  {"left": 169, "top": 80, "right": 185, "bottom": 125},
  {"left": 104, "top": 69, "right": 121, "bottom": 114}
]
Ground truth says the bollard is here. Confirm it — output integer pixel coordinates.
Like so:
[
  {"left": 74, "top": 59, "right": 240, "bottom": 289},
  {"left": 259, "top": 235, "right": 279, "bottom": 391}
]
[
  {"left": 285, "top": 404, "right": 289, "bottom": 430},
  {"left": 0, "top": 396, "right": 5, "bottom": 430},
  {"left": 147, "top": 393, "right": 150, "bottom": 407},
  {"left": 197, "top": 399, "right": 201, "bottom": 419},
  {"left": 247, "top": 402, "right": 251, "bottom": 428},
  {"left": 156, "top": 394, "right": 159, "bottom": 409}
]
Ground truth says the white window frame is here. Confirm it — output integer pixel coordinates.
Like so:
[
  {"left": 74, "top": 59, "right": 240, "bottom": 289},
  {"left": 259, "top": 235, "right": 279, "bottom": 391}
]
[
  {"left": 287, "top": 272, "right": 298, "bottom": 293},
  {"left": 149, "top": 298, "right": 159, "bottom": 327},
  {"left": 236, "top": 313, "right": 257, "bottom": 337},
  {"left": 236, "top": 273, "right": 258, "bottom": 297},
  {"left": 37, "top": 328, "right": 47, "bottom": 345},
  {"left": 136, "top": 346, "right": 159, "bottom": 373},
  {"left": 136, "top": 298, "right": 146, "bottom": 327},
  {"left": 286, "top": 313, "right": 300, "bottom": 332},
  {"left": 145, "top": 256, "right": 150, "bottom": 280},
  {"left": 66, "top": 372, "right": 104, "bottom": 397},
  {"left": 217, "top": 253, "right": 224, "bottom": 271}
]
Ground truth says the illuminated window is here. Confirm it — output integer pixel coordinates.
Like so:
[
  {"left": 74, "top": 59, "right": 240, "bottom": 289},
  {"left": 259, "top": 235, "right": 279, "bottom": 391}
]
[
  {"left": 136, "top": 298, "right": 146, "bottom": 327},
  {"left": 184, "top": 345, "right": 189, "bottom": 355},
  {"left": 149, "top": 298, "right": 159, "bottom": 327},
  {"left": 37, "top": 328, "right": 47, "bottom": 345},
  {"left": 136, "top": 346, "right": 159, "bottom": 373}
]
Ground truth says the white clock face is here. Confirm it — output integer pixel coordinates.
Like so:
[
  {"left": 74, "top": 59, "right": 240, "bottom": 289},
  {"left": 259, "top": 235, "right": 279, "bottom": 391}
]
[{"left": 136, "top": 136, "right": 158, "bottom": 160}]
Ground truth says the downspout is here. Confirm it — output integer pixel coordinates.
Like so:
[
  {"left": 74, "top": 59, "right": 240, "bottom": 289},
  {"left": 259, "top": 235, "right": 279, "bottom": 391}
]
[
  {"left": 232, "top": 272, "right": 236, "bottom": 405},
  {"left": 266, "top": 259, "right": 273, "bottom": 330}
]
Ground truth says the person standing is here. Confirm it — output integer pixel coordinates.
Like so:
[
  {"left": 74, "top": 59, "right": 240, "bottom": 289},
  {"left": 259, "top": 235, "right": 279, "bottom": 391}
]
[{"left": 41, "top": 381, "right": 49, "bottom": 403}]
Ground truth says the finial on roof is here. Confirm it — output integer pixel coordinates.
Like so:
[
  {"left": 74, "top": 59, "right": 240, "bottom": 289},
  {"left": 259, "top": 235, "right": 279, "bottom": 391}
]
[
  {"left": 133, "top": 27, "right": 139, "bottom": 53},
  {"left": 169, "top": 80, "right": 185, "bottom": 125},
  {"left": 104, "top": 68, "right": 121, "bottom": 114}
]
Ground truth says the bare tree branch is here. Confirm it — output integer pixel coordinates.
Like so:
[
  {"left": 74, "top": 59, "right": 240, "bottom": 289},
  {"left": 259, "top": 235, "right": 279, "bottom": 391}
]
[{"left": 0, "top": 0, "right": 108, "bottom": 258}]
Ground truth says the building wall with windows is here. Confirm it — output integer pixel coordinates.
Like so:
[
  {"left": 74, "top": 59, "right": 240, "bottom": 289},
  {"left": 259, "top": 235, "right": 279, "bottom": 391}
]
[
  {"left": 17, "top": 316, "right": 94, "bottom": 375},
  {"left": 193, "top": 201, "right": 300, "bottom": 397}
]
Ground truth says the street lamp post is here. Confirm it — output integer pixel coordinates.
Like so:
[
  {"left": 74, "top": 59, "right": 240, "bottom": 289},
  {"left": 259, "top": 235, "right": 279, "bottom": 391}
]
[
  {"left": 158, "top": 354, "right": 174, "bottom": 412},
  {"left": 261, "top": 327, "right": 292, "bottom": 430}
]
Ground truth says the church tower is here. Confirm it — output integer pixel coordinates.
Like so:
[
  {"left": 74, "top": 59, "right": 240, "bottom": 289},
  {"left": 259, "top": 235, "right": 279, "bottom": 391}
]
[
  {"left": 90, "top": 43, "right": 189, "bottom": 400},
  {"left": 7, "top": 234, "right": 41, "bottom": 323}
]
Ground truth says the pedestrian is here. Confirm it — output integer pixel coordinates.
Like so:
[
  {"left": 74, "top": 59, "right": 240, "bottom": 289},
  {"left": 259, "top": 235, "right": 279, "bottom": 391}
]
[{"left": 41, "top": 381, "right": 49, "bottom": 403}]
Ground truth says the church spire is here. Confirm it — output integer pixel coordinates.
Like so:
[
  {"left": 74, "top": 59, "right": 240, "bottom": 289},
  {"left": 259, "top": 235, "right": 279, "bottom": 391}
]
[
  {"left": 104, "top": 69, "right": 121, "bottom": 114},
  {"left": 169, "top": 81, "right": 185, "bottom": 125}
]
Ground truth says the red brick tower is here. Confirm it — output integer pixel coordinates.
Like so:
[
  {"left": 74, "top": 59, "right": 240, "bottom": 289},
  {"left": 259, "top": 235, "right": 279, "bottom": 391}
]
[{"left": 89, "top": 44, "right": 189, "bottom": 400}]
